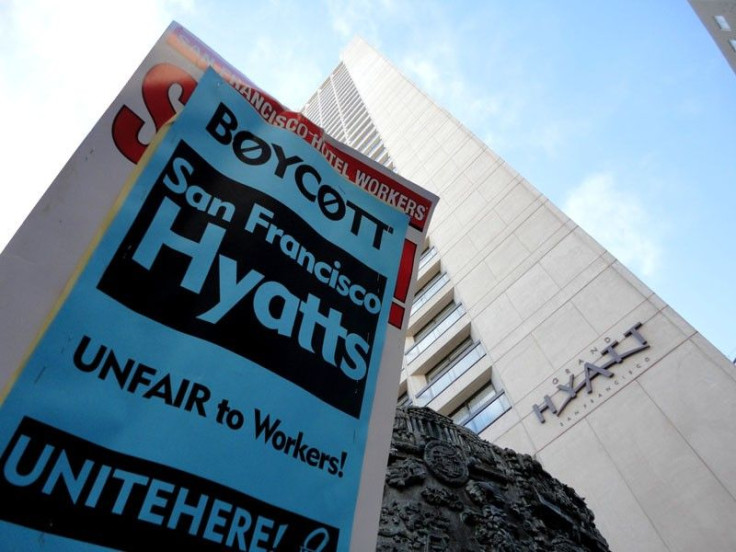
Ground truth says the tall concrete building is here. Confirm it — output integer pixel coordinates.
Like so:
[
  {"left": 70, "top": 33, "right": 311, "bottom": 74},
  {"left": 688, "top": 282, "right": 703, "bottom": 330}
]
[
  {"left": 303, "top": 38, "right": 736, "bottom": 551},
  {"left": 689, "top": 0, "right": 736, "bottom": 74}
]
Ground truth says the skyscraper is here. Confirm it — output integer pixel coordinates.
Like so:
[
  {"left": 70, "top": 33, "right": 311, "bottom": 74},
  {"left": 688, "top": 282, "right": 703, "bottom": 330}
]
[
  {"left": 303, "top": 38, "right": 736, "bottom": 551},
  {"left": 689, "top": 0, "right": 736, "bottom": 75}
]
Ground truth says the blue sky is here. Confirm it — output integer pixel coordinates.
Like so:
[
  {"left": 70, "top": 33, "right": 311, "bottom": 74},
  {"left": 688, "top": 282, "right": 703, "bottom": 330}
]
[{"left": 1, "top": 0, "right": 734, "bottom": 358}]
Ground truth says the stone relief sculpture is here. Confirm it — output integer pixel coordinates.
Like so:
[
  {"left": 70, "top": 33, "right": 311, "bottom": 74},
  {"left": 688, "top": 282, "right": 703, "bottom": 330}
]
[{"left": 378, "top": 407, "right": 610, "bottom": 551}]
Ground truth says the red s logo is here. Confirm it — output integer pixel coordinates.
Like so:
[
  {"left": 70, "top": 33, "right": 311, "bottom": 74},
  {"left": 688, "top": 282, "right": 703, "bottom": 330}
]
[{"left": 112, "top": 63, "right": 197, "bottom": 163}]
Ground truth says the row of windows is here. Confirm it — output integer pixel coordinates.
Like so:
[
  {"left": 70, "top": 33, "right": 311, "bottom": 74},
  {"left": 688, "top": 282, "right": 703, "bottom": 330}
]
[
  {"left": 401, "top": 243, "right": 511, "bottom": 434},
  {"left": 405, "top": 302, "right": 465, "bottom": 364},
  {"left": 418, "top": 246, "right": 438, "bottom": 271},
  {"left": 451, "top": 388, "right": 511, "bottom": 434},
  {"left": 415, "top": 339, "right": 484, "bottom": 406},
  {"left": 411, "top": 272, "right": 449, "bottom": 315}
]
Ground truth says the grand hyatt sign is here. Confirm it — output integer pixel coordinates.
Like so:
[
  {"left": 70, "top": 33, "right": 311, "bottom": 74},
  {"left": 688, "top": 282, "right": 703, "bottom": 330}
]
[{"left": 532, "top": 322, "right": 649, "bottom": 423}]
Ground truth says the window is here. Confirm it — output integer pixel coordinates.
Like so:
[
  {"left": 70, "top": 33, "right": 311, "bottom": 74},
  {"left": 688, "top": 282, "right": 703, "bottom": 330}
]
[
  {"left": 418, "top": 246, "right": 438, "bottom": 271},
  {"left": 451, "top": 384, "right": 511, "bottom": 434},
  {"left": 415, "top": 339, "right": 486, "bottom": 406},
  {"left": 450, "top": 383, "right": 496, "bottom": 424},
  {"left": 398, "top": 392, "right": 411, "bottom": 407},
  {"left": 405, "top": 303, "right": 465, "bottom": 363},
  {"left": 426, "top": 338, "right": 474, "bottom": 382},
  {"left": 413, "top": 302, "right": 459, "bottom": 342},
  {"left": 730, "top": 39, "right": 736, "bottom": 53},
  {"left": 715, "top": 15, "right": 731, "bottom": 31},
  {"left": 411, "top": 273, "right": 449, "bottom": 314}
]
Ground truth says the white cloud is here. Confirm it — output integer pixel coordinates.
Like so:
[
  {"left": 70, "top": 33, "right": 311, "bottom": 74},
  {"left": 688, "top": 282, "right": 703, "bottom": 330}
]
[
  {"left": 233, "top": 34, "right": 326, "bottom": 110},
  {"left": 325, "top": 0, "right": 386, "bottom": 41},
  {"left": 563, "top": 173, "right": 663, "bottom": 278},
  {"left": 402, "top": 55, "right": 442, "bottom": 94}
]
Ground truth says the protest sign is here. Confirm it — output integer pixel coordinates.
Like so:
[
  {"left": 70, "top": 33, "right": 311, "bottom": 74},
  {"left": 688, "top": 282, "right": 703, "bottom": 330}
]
[
  {"left": 0, "top": 69, "right": 409, "bottom": 550},
  {"left": 0, "top": 23, "right": 437, "bottom": 550}
]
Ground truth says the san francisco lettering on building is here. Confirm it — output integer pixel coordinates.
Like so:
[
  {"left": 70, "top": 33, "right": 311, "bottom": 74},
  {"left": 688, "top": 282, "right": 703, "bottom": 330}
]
[{"left": 532, "top": 322, "right": 649, "bottom": 423}]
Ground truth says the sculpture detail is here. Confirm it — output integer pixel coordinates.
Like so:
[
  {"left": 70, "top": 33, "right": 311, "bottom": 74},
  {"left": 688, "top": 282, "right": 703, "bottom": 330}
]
[{"left": 378, "top": 407, "right": 610, "bottom": 551}]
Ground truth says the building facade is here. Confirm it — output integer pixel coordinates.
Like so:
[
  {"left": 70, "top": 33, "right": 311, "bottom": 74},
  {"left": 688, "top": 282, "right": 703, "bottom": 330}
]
[
  {"left": 689, "top": 0, "right": 736, "bottom": 75},
  {"left": 303, "top": 38, "right": 736, "bottom": 551}
]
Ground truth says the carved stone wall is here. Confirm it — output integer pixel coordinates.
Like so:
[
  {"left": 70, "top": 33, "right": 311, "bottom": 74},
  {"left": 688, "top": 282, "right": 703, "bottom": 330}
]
[{"left": 378, "top": 407, "right": 610, "bottom": 551}]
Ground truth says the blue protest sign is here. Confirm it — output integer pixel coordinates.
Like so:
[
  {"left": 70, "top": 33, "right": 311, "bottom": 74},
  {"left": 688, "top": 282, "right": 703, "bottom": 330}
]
[{"left": 0, "top": 69, "right": 409, "bottom": 551}]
